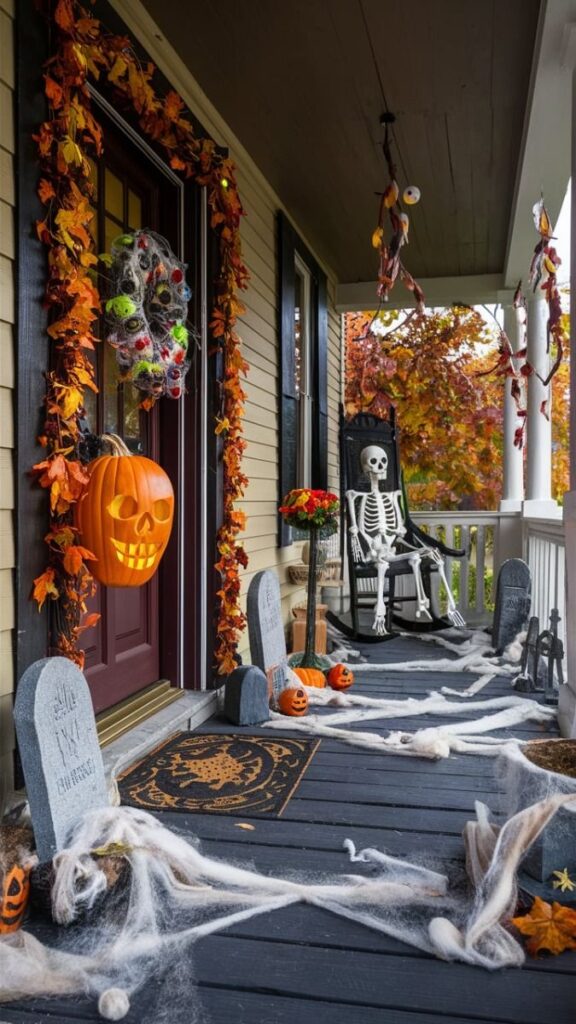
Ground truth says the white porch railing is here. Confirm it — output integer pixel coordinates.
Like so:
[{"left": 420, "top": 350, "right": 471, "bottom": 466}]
[
  {"left": 523, "top": 515, "right": 566, "bottom": 653},
  {"left": 411, "top": 511, "right": 499, "bottom": 626},
  {"left": 331, "top": 509, "right": 566, "bottom": 639}
]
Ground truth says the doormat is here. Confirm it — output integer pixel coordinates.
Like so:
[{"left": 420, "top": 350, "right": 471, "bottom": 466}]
[{"left": 118, "top": 733, "right": 321, "bottom": 817}]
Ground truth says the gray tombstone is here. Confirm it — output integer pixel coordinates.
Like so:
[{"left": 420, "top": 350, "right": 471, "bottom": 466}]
[
  {"left": 14, "top": 657, "right": 109, "bottom": 862},
  {"left": 492, "top": 558, "right": 531, "bottom": 654},
  {"left": 247, "top": 571, "right": 288, "bottom": 703},
  {"left": 224, "top": 665, "right": 270, "bottom": 725}
]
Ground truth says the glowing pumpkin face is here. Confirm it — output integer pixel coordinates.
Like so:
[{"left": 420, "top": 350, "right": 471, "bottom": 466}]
[
  {"left": 327, "top": 664, "right": 354, "bottom": 691},
  {"left": 278, "top": 687, "right": 309, "bottom": 717},
  {"left": 76, "top": 453, "right": 174, "bottom": 587},
  {"left": 0, "top": 865, "right": 30, "bottom": 933}
]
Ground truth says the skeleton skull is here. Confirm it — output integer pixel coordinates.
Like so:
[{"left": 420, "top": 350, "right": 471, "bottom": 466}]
[{"left": 360, "top": 445, "right": 388, "bottom": 481}]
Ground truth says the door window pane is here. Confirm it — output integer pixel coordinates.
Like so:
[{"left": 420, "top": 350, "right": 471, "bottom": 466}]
[
  {"left": 128, "top": 189, "right": 142, "bottom": 231},
  {"left": 105, "top": 168, "right": 123, "bottom": 220}
]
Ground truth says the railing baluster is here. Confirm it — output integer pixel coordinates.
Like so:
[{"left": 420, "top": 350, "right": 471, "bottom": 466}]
[
  {"left": 476, "top": 526, "right": 485, "bottom": 613},
  {"left": 460, "top": 526, "right": 470, "bottom": 617}
]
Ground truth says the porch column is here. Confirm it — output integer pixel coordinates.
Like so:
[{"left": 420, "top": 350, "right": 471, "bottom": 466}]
[
  {"left": 560, "top": 37, "right": 576, "bottom": 738},
  {"left": 522, "top": 297, "right": 559, "bottom": 517},
  {"left": 500, "top": 304, "right": 524, "bottom": 512}
]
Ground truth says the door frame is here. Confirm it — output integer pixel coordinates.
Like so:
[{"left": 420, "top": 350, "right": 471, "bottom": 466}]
[{"left": 15, "top": 0, "right": 224, "bottom": 693}]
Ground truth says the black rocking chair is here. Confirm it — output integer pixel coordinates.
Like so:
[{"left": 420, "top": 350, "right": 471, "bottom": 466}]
[{"left": 327, "top": 408, "right": 466, "bottom": 643}]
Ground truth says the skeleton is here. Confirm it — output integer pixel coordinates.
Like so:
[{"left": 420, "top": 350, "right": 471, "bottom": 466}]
[{"left": 346, "top": 445, "right": 465, "bottom": 635}]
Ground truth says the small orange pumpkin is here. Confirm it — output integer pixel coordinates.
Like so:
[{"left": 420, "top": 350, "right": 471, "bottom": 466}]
[
  {"left": 76, "top": 434, "right": 174, "bottom": 587},
  {"left": 293, "top": 667, "right": 326, "bottom": 688},
  {"left": 0, "top": 865, "right": 30, "bottom": 933},
  {"left": 327, "top": 664, "right": 354, "bottom": 690},
  {"left": 278, "top": 687, "right": 309, "bottom": 716}
]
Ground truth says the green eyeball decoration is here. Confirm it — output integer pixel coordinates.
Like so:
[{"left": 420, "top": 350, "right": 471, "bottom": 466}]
[
  {"left": 106, "top": 295, "right": 137, "bottom": 319},
  {"left": 105, "top": 229, "right": 193, "bottom": 401}
]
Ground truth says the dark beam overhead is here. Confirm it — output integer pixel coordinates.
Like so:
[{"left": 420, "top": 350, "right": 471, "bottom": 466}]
[{"left": 140, "top": 0, "right": 541, "bottom": 283}]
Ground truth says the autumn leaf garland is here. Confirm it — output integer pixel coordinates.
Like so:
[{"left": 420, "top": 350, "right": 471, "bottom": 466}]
[{"left": 33, "top": 0, "right": 249, "bottom": 673}]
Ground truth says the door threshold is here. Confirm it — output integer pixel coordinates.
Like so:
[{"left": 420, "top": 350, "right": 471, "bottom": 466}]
[{"left": 96, "top": 680, "right": 184, "bottom": 748}]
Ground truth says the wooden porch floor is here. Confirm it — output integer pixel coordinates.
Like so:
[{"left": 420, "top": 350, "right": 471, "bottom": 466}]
[{"left": 4, "top": 635, "right": 575, "bottom": 1024}]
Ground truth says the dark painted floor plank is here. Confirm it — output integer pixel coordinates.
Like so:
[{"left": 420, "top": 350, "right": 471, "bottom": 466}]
[
  {"left": 280, "top": 798, "right": 476, "bottom": 833},
  {"left": 199, "top": 988, "right": 544, "bottom": 1024},
  {"left": 304, "top": 763, "right": 502, "bottom": 790},
  {"left": 294, "top": 779, "right": 499, "bottom": 811},
  {"left": 218, "top": 902, "right": 576, "bottom": 975},
  {"left": 195, "top": 936, "right": 575, "bottom": 1024},
  {"left": 163, "top": 811, "right": 467, "bottom": 859},
  {"left": 5, "top": 634, "right": 569, "bottom": 1024}
]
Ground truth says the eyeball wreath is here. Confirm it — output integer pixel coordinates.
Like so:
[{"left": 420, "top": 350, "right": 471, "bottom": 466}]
[{"left": 104, "top": 230, "right": 192, "bottom": 402}]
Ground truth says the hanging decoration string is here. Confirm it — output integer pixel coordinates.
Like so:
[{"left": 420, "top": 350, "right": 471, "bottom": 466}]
[
  {"left": 475, "top": 196, "right": 568, "bottom": 450},
  {"left": 31, "top": 0, "right": 249, "bottom": 672}
]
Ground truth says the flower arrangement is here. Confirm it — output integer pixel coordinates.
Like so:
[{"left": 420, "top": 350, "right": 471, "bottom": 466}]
[
  {"left": 279, "top": 489, "right": 339, "bottom": 535},
  {"left": 280, "top": 489, "right": 340, "bottom": 670}
]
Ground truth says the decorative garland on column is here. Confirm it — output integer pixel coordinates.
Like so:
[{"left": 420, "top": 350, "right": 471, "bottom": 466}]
[{"left": 31, "top": 0, "right": 249, "bottom": 673}]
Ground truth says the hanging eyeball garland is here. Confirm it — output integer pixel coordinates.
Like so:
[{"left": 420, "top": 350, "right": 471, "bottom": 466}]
[
  {"left": 104, "top": 230, "right": 192, "bottom": 403},
  {"left": 372, "top": 113, "right": 425, "bottom": 312}
]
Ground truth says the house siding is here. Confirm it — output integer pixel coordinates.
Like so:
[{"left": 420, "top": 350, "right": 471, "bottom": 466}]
[
  {"left": 0, "top": 0, "right": 15, "bottom": 811},
  {"left": 111, "top": 0, "right": 342, "bottom": 665}
]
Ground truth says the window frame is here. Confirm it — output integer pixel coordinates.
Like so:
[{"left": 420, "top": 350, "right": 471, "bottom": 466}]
[{"left": 278, "top": 212, "right": 328, "bottom": 548}]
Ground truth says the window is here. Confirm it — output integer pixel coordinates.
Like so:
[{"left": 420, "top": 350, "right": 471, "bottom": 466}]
[
  {"left": 294, "top": 255, "right": 313, "bottom": 487},
  {"left": 278, "top": 213, "right": 328, "bottom": 546}
]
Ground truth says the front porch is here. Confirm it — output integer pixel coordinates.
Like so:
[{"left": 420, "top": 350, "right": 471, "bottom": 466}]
[{"left": 3, "top": 634, "right": 574, "bottom": 1024}]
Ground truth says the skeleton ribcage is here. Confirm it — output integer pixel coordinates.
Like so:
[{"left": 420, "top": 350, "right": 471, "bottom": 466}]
[{"left": 362, "top": 493, "right": 399, "bottom": 536}]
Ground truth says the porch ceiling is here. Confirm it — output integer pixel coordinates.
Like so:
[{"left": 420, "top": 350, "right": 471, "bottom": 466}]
[{"left": 140, "top": 0, "right": 540, "bottom": 284}]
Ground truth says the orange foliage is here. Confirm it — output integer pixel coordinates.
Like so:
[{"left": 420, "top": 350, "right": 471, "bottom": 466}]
[
  {"left": 33, "top": 0, "right": 249, "bottom": 673},
  {"left": 345, "top": 308, "right": 504, "bottom": 510},
  {"left": 512, "top": 896, "right": 576, "bottom": 956},
  {"left": 551, "top": 327, "right": 570, "bottom": 502}
]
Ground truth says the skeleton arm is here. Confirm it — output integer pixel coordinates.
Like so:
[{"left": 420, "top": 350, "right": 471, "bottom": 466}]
[
  {"left": 346, "top": 490, "right": 365, "bottom": 562},
  {"left": 391, "top": 490, "right": 407, "bottom": 537}
]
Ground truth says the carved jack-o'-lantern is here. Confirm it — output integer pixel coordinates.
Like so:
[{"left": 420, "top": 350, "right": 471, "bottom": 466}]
[
  {"left": 76, "top": 434, "right": 174, "bottom": 587},
  {"left": 327, "top": 664, "right": 355, "bottom": 690},
  {"left": 277, "top": 687, "right": 309, "bottom": 717},
  {"left": 0, "top": 865, "right": 30, "bottom": 933}
]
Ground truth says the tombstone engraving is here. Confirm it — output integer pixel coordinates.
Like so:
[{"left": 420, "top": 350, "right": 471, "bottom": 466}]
[
  {"left": 247, "top": 571, "right": 289, "bottom": 703},
  {"left": 492, "top": 558, "right": 531, "bottom": 654},
  {"left": 14, "top": 657, "right": 109, "bottom": 862},
  {"left": 224, "top": 665, "right": 270, "bottom": 725}
]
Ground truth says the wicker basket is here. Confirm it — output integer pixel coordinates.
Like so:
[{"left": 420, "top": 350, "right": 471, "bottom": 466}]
[{"left": 288, "top": 559, "right": 342, "bottom": 586}]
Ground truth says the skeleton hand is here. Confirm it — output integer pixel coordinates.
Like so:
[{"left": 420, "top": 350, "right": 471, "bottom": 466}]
[{"left": 348, "top": 526, "right": 363, "bottom": 562}]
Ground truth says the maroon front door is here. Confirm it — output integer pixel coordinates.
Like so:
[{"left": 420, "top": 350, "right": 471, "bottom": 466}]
[{"left": 81, "top": 113, "right": 182, "bottom": 713}]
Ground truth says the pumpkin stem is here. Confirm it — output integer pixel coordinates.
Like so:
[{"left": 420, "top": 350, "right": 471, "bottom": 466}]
[{"left": 100, "top": 433, "right": 132, "bottom": 457}]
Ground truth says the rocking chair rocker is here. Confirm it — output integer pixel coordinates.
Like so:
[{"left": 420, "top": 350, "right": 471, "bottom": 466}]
[{"left": 327, "top": 408, "right": 466, "bottom": 643}]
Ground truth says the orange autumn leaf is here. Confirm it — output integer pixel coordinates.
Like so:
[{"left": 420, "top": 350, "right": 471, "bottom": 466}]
[
  {"left": 62, "top": 545, "right": 97, "bottom": 577},
  {"left": 169, "top": 155, "right": 187, "bottom": 171},
  {"left": 54, "top": 0, "right": 75, "bottom": 32},
  {"left": 76, "top": 611, "right": 100, "bottom": 635},
  {"left": 32, "top": 568, "right": 59, "bottom": 610},
  {"left": 511, "top": 897, "right": 576, "bottom": 956},
  {"left": 38, "top": 178, "right": 56, "bottom": 203},
  {"left": 45, "top": 76, "right": 64, "bottom": 109}
]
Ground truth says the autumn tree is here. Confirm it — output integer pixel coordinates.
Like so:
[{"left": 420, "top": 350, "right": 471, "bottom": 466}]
[
  {"left": 345, "top": 307, "right": 505, "bottom": 511},
  {"left": 345, "top": 305, "right": 570, "bottom": 510}
]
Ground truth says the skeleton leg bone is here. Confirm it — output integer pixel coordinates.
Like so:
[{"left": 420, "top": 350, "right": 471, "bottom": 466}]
[
  {"left": 428, "top": 548, "right": 466, "bottom": 627},
  {"left": 374, "top": 556, "right": 390, "bottom": 635},
  {"left": 408, "top": 553, "right": 433, "bottom": 621}
]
